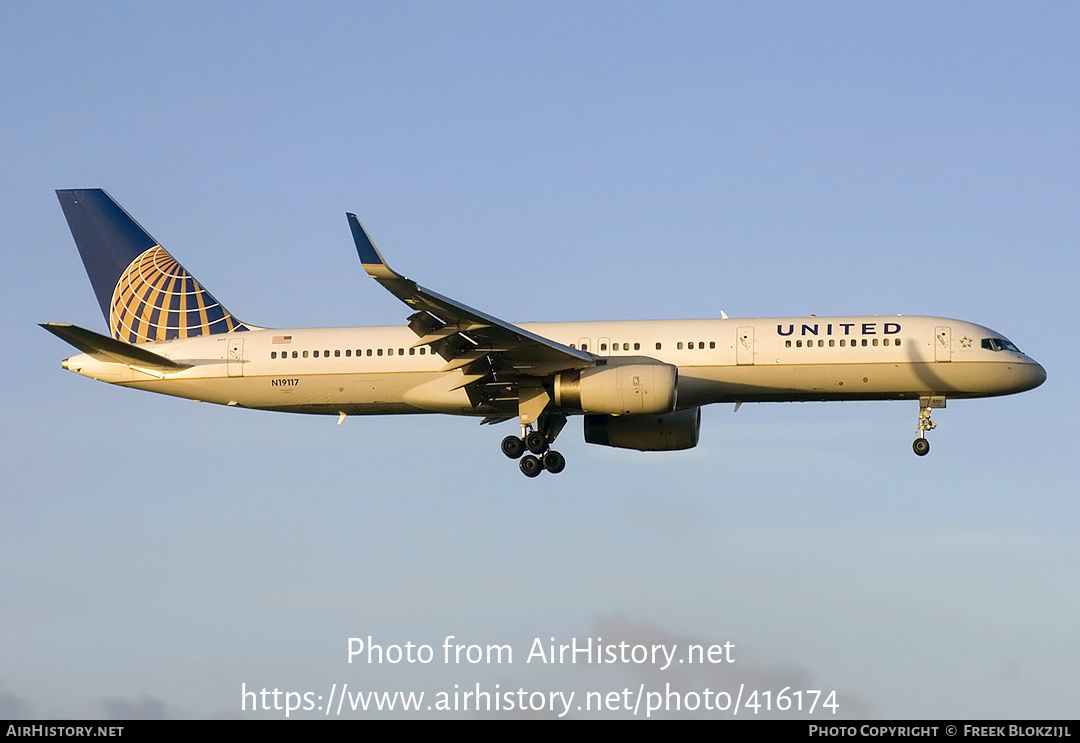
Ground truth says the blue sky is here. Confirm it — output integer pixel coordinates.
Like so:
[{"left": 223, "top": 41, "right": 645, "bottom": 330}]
[{"left": 2, "top": 2, "right": 1077, "bottom": 719}]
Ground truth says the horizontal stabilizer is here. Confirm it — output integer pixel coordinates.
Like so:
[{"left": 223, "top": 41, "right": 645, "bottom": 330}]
[{"left": 39, "top": 323, "right": 191, "bottom": 371}]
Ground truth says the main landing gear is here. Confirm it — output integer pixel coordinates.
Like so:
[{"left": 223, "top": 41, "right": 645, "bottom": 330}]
[
  {"left": 912, "top": 396, "right": 945, "bottom": 457},
  {"left": 501, "top": 414, "right": 567, "bottom": 477}
]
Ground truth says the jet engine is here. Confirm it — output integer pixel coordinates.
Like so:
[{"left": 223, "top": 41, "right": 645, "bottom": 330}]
[
  {"left": 583, "top": 407, "right": 701, "bottom": 451},
  {"left": 553, "top": 359, "right": 677, "bottom": 416}
]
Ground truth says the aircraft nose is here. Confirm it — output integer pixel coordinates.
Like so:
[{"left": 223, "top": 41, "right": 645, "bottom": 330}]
[
  {"left": 1018, "top": 360, "right": 1047, "bottom": 392},
  {"left": 1031, "top": 361, "right": 1047, "bottom": 388}
]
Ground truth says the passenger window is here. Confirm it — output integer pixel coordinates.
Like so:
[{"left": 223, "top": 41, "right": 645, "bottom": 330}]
[
  {"left": 634, "top": 342, "right": 640, "bottom": 350},
  {"left": 785, "top": 340, "right": 792, "bottom": 348},
  {"left": 861, "top": 339, "right": 868, "bottom": 347},
  {"left": 796, "top": 340, "right": 802, "bottom": 347},
  {"left": 271, "top": 351, "right": 277, "bottom": 359},
  {"left": 399, "top": 348, "right": 404, "bottom": 355},
  {"left": 313, "top": 350, "right": 319, "bottom": 358},
  {"left": 896, "top": 338, "right": 902, "bottom": 346},
  {"left": 600, "top": 343, "right": 607, "bottom": 351},
  {"left": 829, "top": 340, "right": 835, "bottom": 347},
  {"left": 303, "top": 350, "right": 309, "bottom": 358},
  {"left": 420, "top": 348, "right": 426, "bottom": 355},
  {"left": 655, "top": 342, "right": 662, "bottom": 350},
  {"left": 709, "top": 341, "right": 715, "bottom": 349},
  {"left": 623, "top": 343, "right": 629, "bottom": 351},
  {"left": 872, "top": 339, "right": 878, "bottom": 347},
  {"left": 818, "top": 340, "right": 824, "bottom": 347},
  {"left": 377, "top": 349, "right": 383, "bottom": 356},
  {"left": 292, "top": 351, "right": 298, "bottom": 358},
  {"left": 677, "top": 342, "right": 684, "bottom": 350},
  {"left": 324, "top": 349, "right": 330, "bottom": 357},
  {"left": 366, "top": 349, "right": 372, "bottom": 356},
  {"left": 409, "top": 348, "right": 415, "bottom": 355}
]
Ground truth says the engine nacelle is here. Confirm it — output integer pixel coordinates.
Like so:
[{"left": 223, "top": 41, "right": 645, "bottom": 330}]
[
  {"left": 584, "top": 407, "right": 701, "bottom": 451},
  {"left": 553, "top": 360, "right": 677, "bottom": 415}
]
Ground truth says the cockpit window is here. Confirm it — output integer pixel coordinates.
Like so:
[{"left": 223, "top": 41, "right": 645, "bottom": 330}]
[{"left": 982, "top": 338, "right": 1022, "bottom": 353}]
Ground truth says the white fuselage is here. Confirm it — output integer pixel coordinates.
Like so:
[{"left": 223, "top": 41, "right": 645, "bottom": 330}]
[{"left": 59, "top": 315, "right": 1046, "bottom": 417}]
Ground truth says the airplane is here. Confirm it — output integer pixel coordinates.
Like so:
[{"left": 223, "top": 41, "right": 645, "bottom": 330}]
[{"left": 42, "top": 189, "right": 1046, "bottom": 477}]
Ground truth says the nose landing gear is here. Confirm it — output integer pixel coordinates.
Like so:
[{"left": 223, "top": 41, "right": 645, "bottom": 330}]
[{"left": 912, "top": 396, "right": 945, "bottom": 456}]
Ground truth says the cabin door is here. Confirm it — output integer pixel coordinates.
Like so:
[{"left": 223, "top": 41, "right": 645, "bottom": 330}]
[
  {"left": 736, "top": 326, "right": 755, "bottom": 365},
  {"left": 935, "top": 326, "right": 951, "bottom": 362},
  {"left": 228, "top": 337, "right": 245, "bottom": 377}
]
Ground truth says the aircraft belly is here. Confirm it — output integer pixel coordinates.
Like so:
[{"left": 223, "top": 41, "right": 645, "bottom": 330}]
[
  {"left": 401, "top": 374, "right": 476, "bottom": 414},
  {"left": 104, "top": 356, "right": 1034, "bottom": 415},
  {"left": 679, "top": 361, "right": 1021, "bottom": 403},
  {"left": 126, "top": 371, "right": 442, "bottom": 414}
]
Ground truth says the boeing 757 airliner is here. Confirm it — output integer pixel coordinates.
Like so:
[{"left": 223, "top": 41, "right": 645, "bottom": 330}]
[{"left": 42, "top": 189, "right": 1046, "bottom": 477}]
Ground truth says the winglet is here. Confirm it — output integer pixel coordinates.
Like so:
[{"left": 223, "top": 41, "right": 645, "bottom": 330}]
[{"left": 347, "top": 213, "right": 401, "bottom": 280}]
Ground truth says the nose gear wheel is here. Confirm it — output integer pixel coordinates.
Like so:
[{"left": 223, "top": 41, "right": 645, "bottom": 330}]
[{"left": 912, "top": 397, "right": 943, "bottom": 457}]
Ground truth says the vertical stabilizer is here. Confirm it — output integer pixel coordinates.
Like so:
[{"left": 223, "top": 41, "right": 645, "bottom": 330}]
[{"left": 56, "top": 189, "right": 249, "bottom": 343}]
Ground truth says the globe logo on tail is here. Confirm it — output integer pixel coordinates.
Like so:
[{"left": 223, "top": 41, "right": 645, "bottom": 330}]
[{"left": 109, "top": 246, "right": 247, "bottom": 343}]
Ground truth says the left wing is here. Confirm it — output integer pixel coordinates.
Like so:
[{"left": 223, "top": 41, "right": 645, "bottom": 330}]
[{"left": 347, "top": 214, "right": 594, "bottom": 421}]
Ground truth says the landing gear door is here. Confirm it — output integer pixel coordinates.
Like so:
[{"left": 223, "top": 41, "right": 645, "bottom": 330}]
[
  {"left": 228, "top": 337, "right": 245, "bottom": 377},
  {"left": 736, "top": 326, "right": 754, "bottom": 365},
  {"left": 935, "top": 326, "right": 951, "bottom": 362}
]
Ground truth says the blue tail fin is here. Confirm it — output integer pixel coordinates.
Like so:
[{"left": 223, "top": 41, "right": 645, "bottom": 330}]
[{"left": 56, "top": 189, "right": 249, "bottom": 343}]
